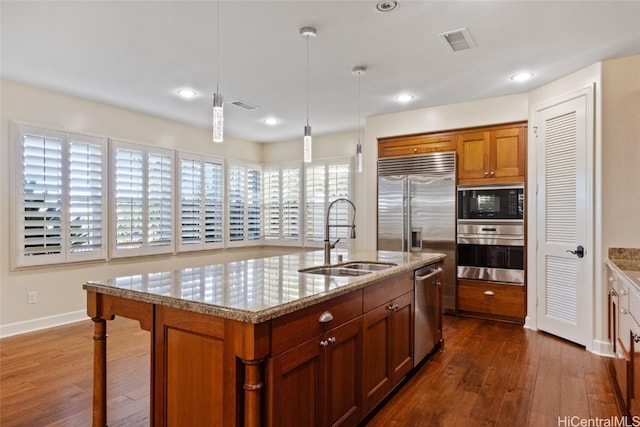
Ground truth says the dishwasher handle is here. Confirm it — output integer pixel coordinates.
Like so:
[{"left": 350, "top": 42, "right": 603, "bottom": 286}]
[{"left": 415, "top": 267, "right": 443, "bottom": 282}]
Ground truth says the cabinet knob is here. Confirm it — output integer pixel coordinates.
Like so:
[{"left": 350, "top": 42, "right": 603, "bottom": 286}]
[
  {"left": 620, "top": 308, "right": 628, "bottom": 315},
  {"left": 387, "top": 303, "right": 399, "bottom": 311},
  {"left": 484, "top": 290, "right": 495, "bottom": 296},
  {"left": 484, "top": 171, "right": 489, "bottom": 177},
  {"left": 413, "top": 148, "right": 418, "bottom": 153},
  {"left": 327, "top": 336, "right": 336, "bottom": 344},
  {"left": 633, "top": 333, "right": 640, "bottom": 343},
  {"left": 619, "top": 289, "right": 627, "bottom": 296},
  {"left": 490, "top": 171, "right": 495, "bottom": 176},
  {"left": 609, "top": 276, "right": 616, "bottom": 282},
  {"left": 319, "top": 311, "right": 334, "bottom": 323},
  {"left": 320, "top": 340, "right": 329, "bottom": 347}
]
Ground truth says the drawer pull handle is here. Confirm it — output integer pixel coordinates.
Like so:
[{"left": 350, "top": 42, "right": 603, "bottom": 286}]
[
  {"left": 484, "top": 291, "right": 495, "bottom": 296},
  {"left": 319, "top": 311, "right": 334, "bottom": 323}
]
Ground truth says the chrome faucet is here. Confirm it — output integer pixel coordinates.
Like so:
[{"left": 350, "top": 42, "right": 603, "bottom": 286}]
[{"left": 324, "top": 198, "right": 356, "bottom": 264}]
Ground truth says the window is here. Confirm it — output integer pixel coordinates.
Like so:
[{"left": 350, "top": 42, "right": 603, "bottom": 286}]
[
  {"left": 228, "top": 163, "right": 262, "bottom": 245},
  {"left": 263, "top": 163, "right": 301, "bottom": 244},
  {"left": 178, "top": 153, "right": 224, "bottom": 251},
  {"left": 304, "top": 159, "right": 352, "bottom": 246},
  {"left": 13, "top": 123, "right": 107, "bottom": 268},
  {"left": 111, "top": 139, "right": 174, "bottom": 258}
]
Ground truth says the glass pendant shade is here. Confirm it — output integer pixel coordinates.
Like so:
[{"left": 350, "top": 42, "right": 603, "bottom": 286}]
[
  {"left": 356, "top": 142, "right": 363, "bottom": 172},
  {"left": 213, "top": 92, "right": 223, "bottom": 143},
  {"left": 304, "top": 125, "right": 312, "bottom": 163}
]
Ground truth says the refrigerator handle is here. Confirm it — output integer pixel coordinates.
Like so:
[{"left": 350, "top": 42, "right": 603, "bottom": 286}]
[{"left": 403, "top": 179, "right": 409, "bottom": 252}]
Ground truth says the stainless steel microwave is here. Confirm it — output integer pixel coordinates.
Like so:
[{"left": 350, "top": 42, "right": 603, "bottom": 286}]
[{"left": 457, "top": 184, "right": 524, "bottom": 221}]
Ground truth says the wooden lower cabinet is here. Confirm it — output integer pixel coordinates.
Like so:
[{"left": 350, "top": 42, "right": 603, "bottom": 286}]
[
  {"left": 630, "top": 321, "right": 640, "bottom": 417},
  {"left": 268, "top": 317, "right": 362, "bottom": 427},
  {"left": 362, "top": 291, "right": 414, "bottom": 414},
  {"left": 457, "top": 279, "right": 525, "bottom": 323}
]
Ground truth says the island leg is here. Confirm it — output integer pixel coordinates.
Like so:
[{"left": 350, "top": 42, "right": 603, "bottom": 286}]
[
  {"left": 92, "top": 318, "right": 107, "bottom": 427},
  {"left": 242, "top": 358, "right": 265, "bottom": 427}
]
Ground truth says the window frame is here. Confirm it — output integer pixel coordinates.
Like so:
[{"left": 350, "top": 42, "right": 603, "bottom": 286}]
[
  {"left": 262, "top": 161, "right": 303, "bottom": 246},
  {"left": 109, "top": 138, "right": 175, "bottom": 258},
  {"left": 303, "top": 157, "right": 354, "bottom": 249},
  {"left": 176, "top": 151, "right": 225, "bottom": 252},
  {"left": 226, "top": 160, "right": 263, "bottom": 248}
]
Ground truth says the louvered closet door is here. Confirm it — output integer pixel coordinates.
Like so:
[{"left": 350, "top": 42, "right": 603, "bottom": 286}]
[{"left": 535, "top": 87, "right": 594, "bottom": 346}]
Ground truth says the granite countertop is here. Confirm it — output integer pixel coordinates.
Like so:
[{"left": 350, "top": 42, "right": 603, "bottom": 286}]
[
  {"left": 83, "top": 250, "right": 445, "bottom": 324},
  {"left": 608, "top": 247, "right": 640, "bottom": 290}
]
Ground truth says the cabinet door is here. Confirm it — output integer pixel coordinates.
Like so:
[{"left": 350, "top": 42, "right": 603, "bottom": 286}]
[
  {"left": 457, "top": 131, "right": 490, "bottom": 180},
  {"left": 324, "top": 317, "right": 363, "bottom": 427},
  {"left": 268, "top": 339, "right": 322, "bottom": 427},
  {"left": 390, "top": 292, "right": 414, "bottom": 384},
  {"left": 362, "top": 304, "right": 393, "bottom": 413},
  {"left": 630, "top": 322, "right": 640, "bottom": 417},
  {"left": 491, "top": 126, "right": 526, "bottom": 179}
]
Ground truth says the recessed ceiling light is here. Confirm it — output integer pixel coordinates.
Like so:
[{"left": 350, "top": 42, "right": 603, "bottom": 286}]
[
  {"left": 376, "top": 1, "right": 400, "bottom": 13},
  {"left": 394, "top": 93, "right": 414, "bottom": 103},
  {"left": 264, "top": 117, "right": 279, "bottom": 126},
  {"left": 177, "top": 89, "right": 197, "bottom": 98},
  {"left": 510, "top": 72, "right": 534, "bottom": 82}
]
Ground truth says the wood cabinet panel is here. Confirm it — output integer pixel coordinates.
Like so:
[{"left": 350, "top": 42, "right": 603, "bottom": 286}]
[
  {"left": 457, "top": 123, "right": 526, "bottom": 185},
  {"left": 362, "top": 290, "right": 414, "bottom": 415},
  {"left": 268, "top": 337, "right": 322, "bottom": 427},
  {"left": 457, "top": 280, "right": 525, "bottom": 323},
  {"left": 166, "top": 328, "right": 224, "bottom": 427},
  {"left": 363, "top": 271, "right": 413, "bottom": 312},
  {"left": 269, "top": 317, "right": 362, "bottom": 427},
  {"left": 390, "top": 291, "right": 414, "bottom": 383},
  {"left": 378, "top": 132, "right": 456, "bottom": 158},
  {"left": 272, "top": 291, "right": 363, "bottom": 356},
  {"left": 630, "top": 320, "right": 640, "bottom": 418}
]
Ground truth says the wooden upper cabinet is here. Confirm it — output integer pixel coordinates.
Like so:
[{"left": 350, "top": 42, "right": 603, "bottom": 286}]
[
  {"left": 457, "top": 123, "right": 527, "bottom": 184},
  {"left": 378, "top": 132, "right": 457, "bottom": 158}
]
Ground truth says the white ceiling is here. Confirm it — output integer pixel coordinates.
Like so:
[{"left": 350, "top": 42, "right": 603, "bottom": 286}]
[{"left": 2, "top": 1, "right": 640, "bottom": 143}]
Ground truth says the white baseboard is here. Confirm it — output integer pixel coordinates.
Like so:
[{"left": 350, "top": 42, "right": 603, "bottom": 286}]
[
  {"left": 0, "top": 310, "right": 88, "bottom": 338},
  {"left": 590, "top": 339, "right": 614, "bottom": 358}
]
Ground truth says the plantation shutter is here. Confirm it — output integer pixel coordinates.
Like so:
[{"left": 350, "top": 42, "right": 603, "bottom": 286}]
[
  {"left": 21, "top": 130, "right": 64, "bottom": 260},
  {"left": 178, "top": 153, "right": 223, "bottom": 251},
  {"left": 228, "top": 163, "right": 262, "bottom": 245},
  {"left": 247, "top": 168, "right": 262, "bottom": 241},
  {"left": 15, "top": 124, "right": 107, "bottom": 267},
  {"left": 228, "top": 165, "right": 245, "bottom": 242},
  {"left": 282, "top": 167, "right": 300, "bottom": 240},
  {"left": 304, "top": 159, "right": 352, "bottom": 245},
  {"left": 112, "top": 140, "right": 174, "bottom": 257},
  {"left": 263, "top": 168, "right": 280, "bottom": 240}
]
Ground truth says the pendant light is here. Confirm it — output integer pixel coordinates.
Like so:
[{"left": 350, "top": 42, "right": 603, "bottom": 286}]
[
  {"left": 300, "top": 27, "right": 316, "bottom": 163},
  {"left": 352, "top": 66, "right": 366, "bottom": 173},
  {"left": 212, "top": 0, "right": 224, "bottom": 143}
]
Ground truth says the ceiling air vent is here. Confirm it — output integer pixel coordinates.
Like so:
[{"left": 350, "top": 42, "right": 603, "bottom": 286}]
[
  {"left": 230, "top": 100, "right": 258, "bottom": 110},
  {"left": 439, "top": 28, "right": 475, "bottom": 53}
]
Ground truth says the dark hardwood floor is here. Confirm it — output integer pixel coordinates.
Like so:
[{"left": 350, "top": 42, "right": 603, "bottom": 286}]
[{"left": 0, "top": 315, "right": 621, "bottom": 426}]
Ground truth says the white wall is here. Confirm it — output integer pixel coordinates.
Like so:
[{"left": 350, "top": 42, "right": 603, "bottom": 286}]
[
  {"left": 363, "top": 93, "right": 530, "bottom": 250},
  {"left": 0, "top": 80, "right": 276, "bottom": 336}
]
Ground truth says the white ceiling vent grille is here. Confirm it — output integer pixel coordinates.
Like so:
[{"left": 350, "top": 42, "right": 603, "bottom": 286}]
[
  {"left": 230, "top": 100, "right": 259, "bottom": 110},
  {"left": 439, "top": 28, "right": 475, "bottom": 52}
]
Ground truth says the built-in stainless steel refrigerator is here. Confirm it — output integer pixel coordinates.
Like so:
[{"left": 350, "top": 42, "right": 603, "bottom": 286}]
[{"left": 377, "top": 151, "right": 457, "bottom": 313}]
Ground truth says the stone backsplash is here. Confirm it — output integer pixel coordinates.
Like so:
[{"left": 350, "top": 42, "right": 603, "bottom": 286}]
[{"left": 609, "top": 247, "right": 640, "bottom": 271}]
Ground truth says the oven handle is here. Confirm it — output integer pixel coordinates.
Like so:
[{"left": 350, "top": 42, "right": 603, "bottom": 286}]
[
  {"left": 457, "top": 236, "right": 524, "bottom": 246},
  {"left": 415, "top": 267, "right": 443, "bottom": 282}
]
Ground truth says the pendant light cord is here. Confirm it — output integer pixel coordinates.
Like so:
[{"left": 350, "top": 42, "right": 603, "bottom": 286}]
[
  {"left": 216, "top": 0, "right": 220, "bottom": 93},
  {"left": 306, "top": 35, "right": 310, "bottom": 127}
]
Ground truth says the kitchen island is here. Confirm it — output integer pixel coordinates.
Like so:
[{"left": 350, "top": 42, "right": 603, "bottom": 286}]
[{"left": 84, "top": 250, "right": 445, "bottom": 427}]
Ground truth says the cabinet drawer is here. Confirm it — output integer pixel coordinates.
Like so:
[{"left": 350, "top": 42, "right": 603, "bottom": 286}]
[
  {"left": 457, "top": 280, "right": 525, "bottom": 322},
  {"left": 363, "top": 271, "right": 413, "bottom": 312},
  {"left": 271, "top": 291, "right": 363, "bottom": 356}
]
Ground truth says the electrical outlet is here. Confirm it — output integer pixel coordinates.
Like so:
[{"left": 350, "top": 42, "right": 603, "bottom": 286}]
[{"left": 27, "top": 291, "right": 37, "bottom": 304}]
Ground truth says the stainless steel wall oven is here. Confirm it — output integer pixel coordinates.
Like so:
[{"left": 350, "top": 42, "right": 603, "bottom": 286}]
[{"left": 457, "top": 184, "right": 525, "bottom": 284}]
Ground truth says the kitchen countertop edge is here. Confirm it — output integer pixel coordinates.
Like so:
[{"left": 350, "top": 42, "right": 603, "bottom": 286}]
[{"left": 83, "top": 252, "right": 446, "bottom": 324}]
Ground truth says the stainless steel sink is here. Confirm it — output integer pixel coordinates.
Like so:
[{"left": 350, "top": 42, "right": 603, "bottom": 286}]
[
  {"left": 341, "top": 262, "right": 396, "bottom": 271},
  {"left": 299, "top": 261, "right": 396, "bottom": 277},
  {"left": 301, "top": 267, "right": 373, "bottom": 277}
]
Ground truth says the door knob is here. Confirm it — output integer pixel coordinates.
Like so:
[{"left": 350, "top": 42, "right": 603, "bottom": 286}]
[{"left": 566, "top": 245, "right": 585, "bottom": 258}]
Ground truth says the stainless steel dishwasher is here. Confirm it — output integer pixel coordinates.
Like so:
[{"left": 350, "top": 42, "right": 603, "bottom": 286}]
[{"left": 414, "top": 263, "right": 443, "bottom": 366}]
